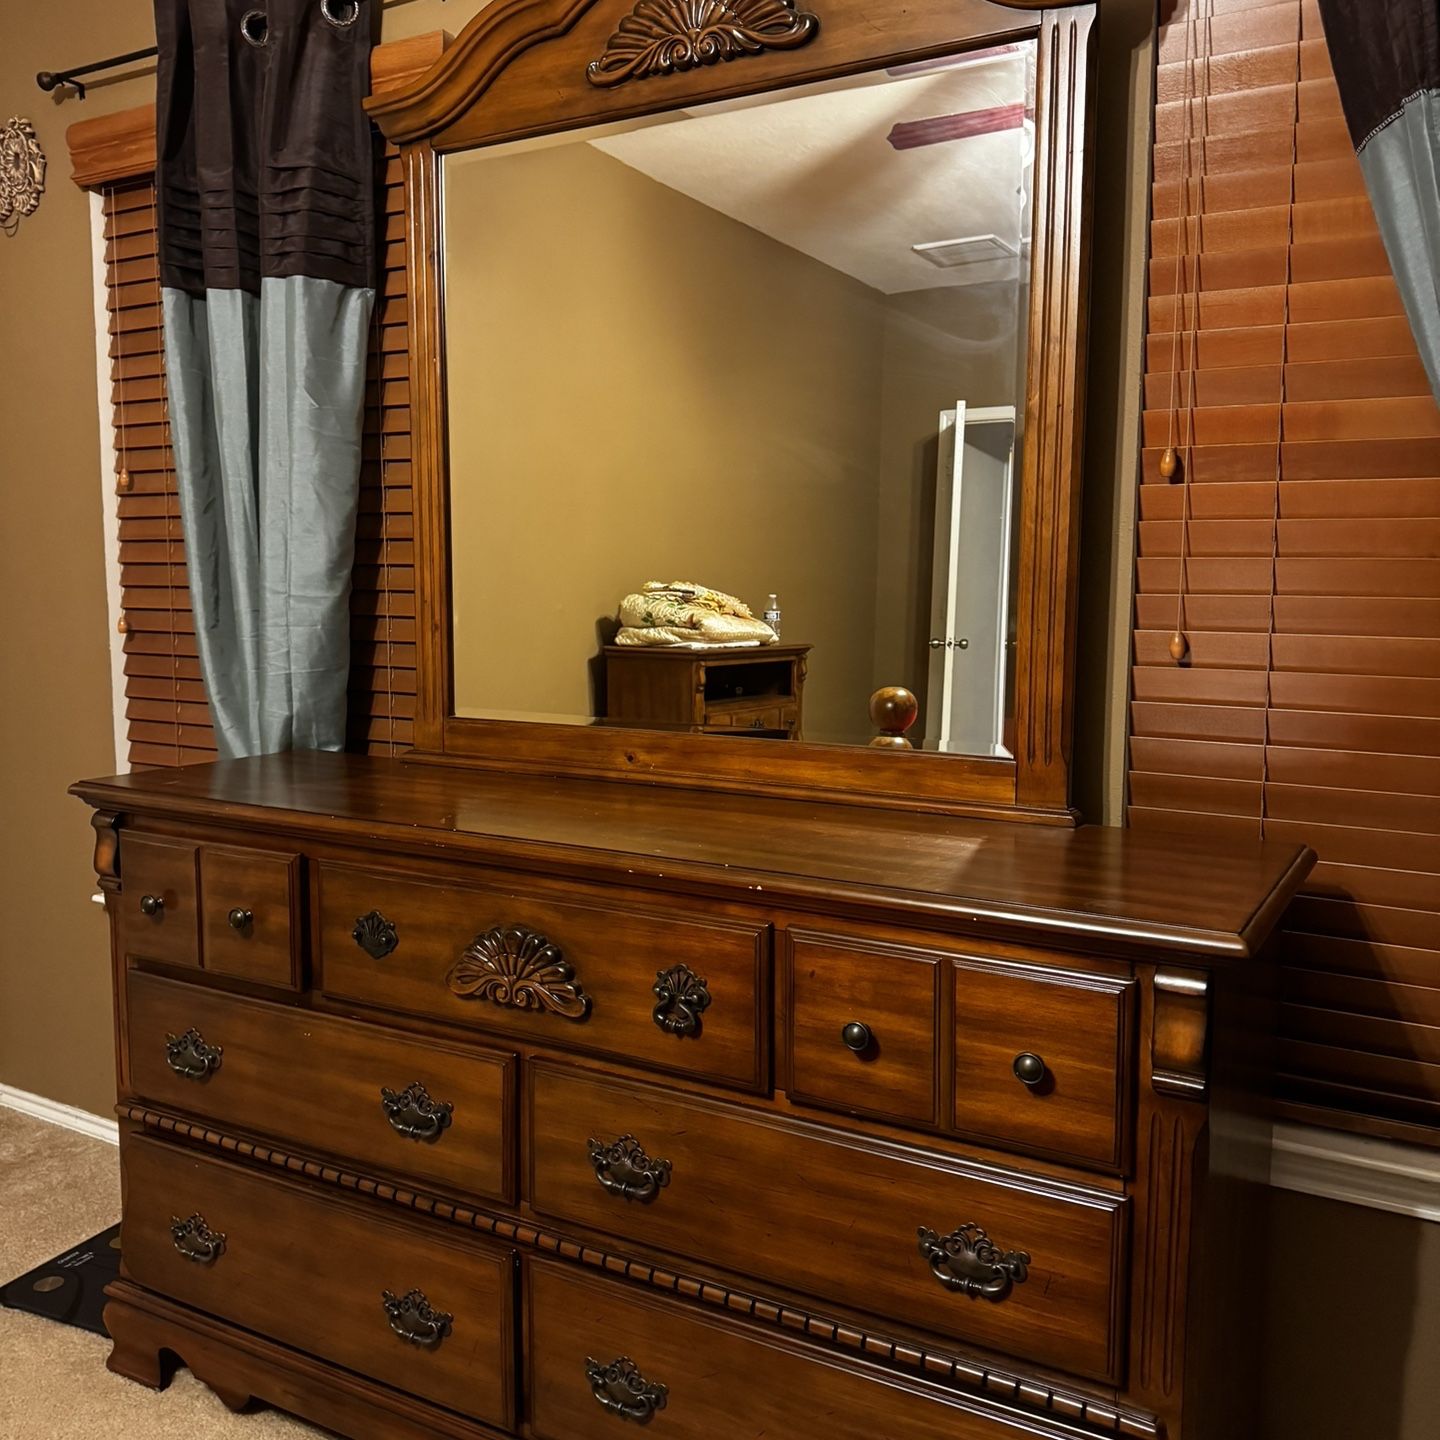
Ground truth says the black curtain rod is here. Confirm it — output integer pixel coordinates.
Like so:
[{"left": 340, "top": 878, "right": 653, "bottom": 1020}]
[{"left": 37, "top": 46, "right": 159, "bottom": 101}]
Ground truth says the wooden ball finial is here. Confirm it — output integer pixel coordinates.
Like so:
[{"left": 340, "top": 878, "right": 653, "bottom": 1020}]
[
  {"left": 1159, "top": 447, "right": 1179, "bottom": 480},
  {"left": 1168, "top": 631, "right": 1189, "bottom": 662},
  {"left": 868, "top": 686, "right": 918, "bottom": 749}
]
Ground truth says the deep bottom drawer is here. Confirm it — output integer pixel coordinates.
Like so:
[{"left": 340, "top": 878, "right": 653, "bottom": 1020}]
[
  {"left": 121, "top": 1134, "right": 515, "bottom": 1427},
  {"left": 526, "top": 1258, "right": 1073, "bottom": 1440}
]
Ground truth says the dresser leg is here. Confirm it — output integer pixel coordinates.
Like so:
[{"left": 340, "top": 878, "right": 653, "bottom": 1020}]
[{"left": 103, "top": 1296, "right": 174, "bottom": 1391}]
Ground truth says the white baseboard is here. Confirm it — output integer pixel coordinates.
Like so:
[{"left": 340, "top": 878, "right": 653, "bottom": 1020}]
[
  {"left": 1271, "top": 1121, "right": 1440, "bottom": 1224},
  {"left": 0, "top": 1085, "right": 119, "bottom": 1145}
]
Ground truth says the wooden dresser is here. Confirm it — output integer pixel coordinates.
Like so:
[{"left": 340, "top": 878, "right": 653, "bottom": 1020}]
[{"left": 74, "top": 752, "right": 1313, "bottom": 1440}]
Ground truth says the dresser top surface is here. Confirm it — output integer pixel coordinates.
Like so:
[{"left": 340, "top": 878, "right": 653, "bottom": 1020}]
[{"left": 74, "top": 751, "right": 1314, "bottom": 962}]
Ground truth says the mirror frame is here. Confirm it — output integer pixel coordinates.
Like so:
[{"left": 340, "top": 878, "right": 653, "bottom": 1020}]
[{"left": 370, "top": 0, "right": 1097, "bottom": 821}]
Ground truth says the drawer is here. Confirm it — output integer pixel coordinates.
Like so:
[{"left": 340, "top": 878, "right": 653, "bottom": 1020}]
[
  {"left": 704, "top": 703, "right": 796, "bottom": 731},
  {"left": 126, "top": 970, "right": 515, "bottom": 1203},
  {"left": 527, "top": 1258, "right": 1059, "bottom": 1440},
  {"left": 953, "top": 958, "right": 1134, "bottom": 1170},
  {"left": 120, "top": 1134, "right": 516, "bottom": 1426},
  {"left": 319, "top": 862, "right": 769, "bottom": 1091},
  {"left": 198, "top": 845, "right": 300, "bottom": 988},
  {"left": 119, "top": 835, "right": 199, "bottom": 968},
  {"left": 789, "top": 932, "right": 940, "bottom": 1126},
  {"left": 526, "top": 1061, "right": 1126, "bottom": 1383}
]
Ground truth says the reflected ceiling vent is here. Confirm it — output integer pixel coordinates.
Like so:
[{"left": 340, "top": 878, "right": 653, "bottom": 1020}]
[{"left": 911, "top": 234, "right": 1017, "bottom": 268}]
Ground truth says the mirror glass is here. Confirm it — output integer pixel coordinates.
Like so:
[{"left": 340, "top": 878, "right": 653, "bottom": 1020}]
[{"left": 444, "top": 41, "right": 1036, "bottom": 754}]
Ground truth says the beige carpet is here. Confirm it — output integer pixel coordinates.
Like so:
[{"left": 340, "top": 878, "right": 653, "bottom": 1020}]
[{"left": 0, "top": 1107, "right": 319, "bottom": 1439}]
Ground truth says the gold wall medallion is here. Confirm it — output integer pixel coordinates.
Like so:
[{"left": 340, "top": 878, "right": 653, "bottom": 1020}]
[{"left": 0, "top": 117, "right": 46, "bottom": 236}]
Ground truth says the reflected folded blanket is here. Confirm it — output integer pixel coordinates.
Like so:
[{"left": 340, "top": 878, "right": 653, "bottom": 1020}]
[{"left": 615, "top": 581, "right": 778, "bottom": 649}]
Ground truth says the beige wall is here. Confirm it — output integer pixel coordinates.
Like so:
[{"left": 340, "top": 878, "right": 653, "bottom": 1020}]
[
  {"left": 445, "top": 139, "right": 886, "bottom": 743},
  {"left": 2, "top": 3, "right": 1438, "bottom": 1437}
]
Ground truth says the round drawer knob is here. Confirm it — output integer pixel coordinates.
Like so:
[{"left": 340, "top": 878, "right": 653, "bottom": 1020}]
[
  {"left": 1013, "top": 1052, "right": 1047, "bottom": 1087},
  {"left": 841, "top": 1021, "right": 872, "bottom": 1053},
  {"left": 227, "top": 907, "right": 253, "bottom": 932},
  {"left": 139, "top": 894, "right": 164, "bottom": 917}
]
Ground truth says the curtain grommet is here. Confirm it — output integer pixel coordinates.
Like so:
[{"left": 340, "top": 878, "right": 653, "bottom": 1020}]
[
  {"left": 240, "top": 9, "right": 270, "bottom": 47},
  {"left": 321, "top": 0, "right": 360, "bottom": 27}
]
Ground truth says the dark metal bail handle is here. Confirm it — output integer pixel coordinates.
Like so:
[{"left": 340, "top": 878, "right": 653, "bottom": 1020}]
[
  {"left": 165, "top": 1027, "right": 222, "bottom": 1079},
  {"left": 588, "top": 1134, "right": 672, "bottom": 1202},
  {"left": 380, "top": 1081, "right": 454, "bottom": 1141},
  {"left": 382, "top": 1288, "right": 453, "bottom": 1348},
  {"left": 917, "top": 1223, "right": 1030, "bottom": 1301},
  {"left": 171, "top": 1213, "right": 226, "bottom": 1264},
  {"left": 586, "top": 1356, "right": 669, "bottom": 1422},
  {"left": 651, "top": 963, "right": 711, "bottom": 1037}
]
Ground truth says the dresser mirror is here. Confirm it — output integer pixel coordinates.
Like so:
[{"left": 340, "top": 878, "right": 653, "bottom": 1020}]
[
  {"left": 445, "top": 45, "right": 1036, "bottom": 757},
  {"left": 372, "top": 0, "right": 1094, "bottom": 817}
]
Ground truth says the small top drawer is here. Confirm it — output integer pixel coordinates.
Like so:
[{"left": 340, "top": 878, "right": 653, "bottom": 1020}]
[
  {"left": 199, "top": 845, "right": 300, "bottom": 988},
  {"left": 318, "top": 863, "right": 770, "bottom": 1091},
  {"left": 118, "top": 835, "right": 199, "bottom": 968},
  {"left": 953, "top": 957, "right": 1135, "bottom": 1171},
  {"left": 789, "top": 932, "right": 940, "bottom": 1126},
  {"left": 787, "top": 931, "right": 1134, "bottom": 1170},
  {"left": 117, "top": 832, "right": 299, "bottom": 990}
]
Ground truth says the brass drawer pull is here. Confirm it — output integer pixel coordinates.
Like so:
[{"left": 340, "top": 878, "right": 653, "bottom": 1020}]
[
  {"left": 139, "top": 893, "right": 164, "bottom": 917},
  {"left": 353, "top": 909, "right": 399, "bottom": 959},
  {"left": 382, "top": 1287, "right": 452, "bottom": 1348},
  {"left": 652, "top": 963, "right": 710, "bottom": 1037},
  {"left": 170, "top": 1213, "right": 225, "bottom": 1264},
  {"left": 1013, "top": 1051, "right": 1047, "bottom": 1087},
  {"left": 380, "top": 1081, "right": 454, "bottom": 1141},
  {"left": 917, "top": 1223, "right": 1030, "bottom": 1301},
  {"left": 447, "top": 923, "right": 590, "bottom": 1019},
  {"left": 165, "top": 1028, "right": 222, "bottom": 1079},
  {"left": 586, "top": 1356, "right": 668, "bottom": 1422},
  {"left": 589, "top": 1134, "right": 671, "bottom": 1202},
  {"left": 227, "top": 906, "right": 253, "bottom": 932}
]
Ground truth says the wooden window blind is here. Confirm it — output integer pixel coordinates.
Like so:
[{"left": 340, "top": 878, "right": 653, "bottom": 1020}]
[
  {"left": 1131, "top": 0, "right": 1440, "bottom": 1142},
  {"left": 103, "top": 144, "right": 415, "bottom": 764}
]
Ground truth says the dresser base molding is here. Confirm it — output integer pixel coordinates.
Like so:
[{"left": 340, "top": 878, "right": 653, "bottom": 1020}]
[
  {"left": 116, "top": 1104, "right": 1158, "bottom": 1440},
  {"left": 104, "top": 1281, "right": 509, "bottom": 1440}
]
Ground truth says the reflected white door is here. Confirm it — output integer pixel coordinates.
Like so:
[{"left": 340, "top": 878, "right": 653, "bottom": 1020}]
[{"left": 924, "top": 404, "right": 1017, "bottom": 756}]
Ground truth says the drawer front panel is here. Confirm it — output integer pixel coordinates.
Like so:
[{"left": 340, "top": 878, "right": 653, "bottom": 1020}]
[
  {"left": 121, "top": 1134, "right": 515, "bottom": 1426},
  {"left": 527, "top": 1062, "right": 1125, "bottom": 1382},
  {"left": 789, "top": 933, "right": 940, "bottom": 1126},
  {"left": 528, "top": 1259, "right": 1055, "bottom": 1440},
  {"left": 319, "top": 863, "right": 769, "bottom": 1090},
  {"left": 119, "top": 835, "right": 199, "bottom": 967},
  {"left": 199, "top": 846, "right": 300, "bottom": 989},
  {"left": 953, "top": 960, "right": 1134, "bottom": 1170},
  {"left": 126, "top": 971, "right": 515, "bottom": 1203}
]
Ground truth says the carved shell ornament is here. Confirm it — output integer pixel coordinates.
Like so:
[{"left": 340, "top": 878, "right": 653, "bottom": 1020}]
[
  {"left": 446, "top": 923, "right": 591, "bottom": 1019},
  {"left": 587, "top": 0, "right": 820, "bottom": 89},
  {"left": 0, "top": 118, "right": 46, "bottom": 237}
]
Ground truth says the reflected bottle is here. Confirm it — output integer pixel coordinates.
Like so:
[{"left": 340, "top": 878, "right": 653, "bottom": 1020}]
[{"left": 764, "top": 594, "right": 782, "bottom": 638}]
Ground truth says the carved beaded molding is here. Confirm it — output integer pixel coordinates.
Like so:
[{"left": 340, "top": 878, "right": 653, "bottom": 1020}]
[
  {"left": 122, "top": 1103, "right": 1157, "bottom": 1439},
  {"left": 0, "top": 117, "right": 46, "bottom": 236},
  {"left": 586, "top": 0, "right": 820, "bottom": 89}
]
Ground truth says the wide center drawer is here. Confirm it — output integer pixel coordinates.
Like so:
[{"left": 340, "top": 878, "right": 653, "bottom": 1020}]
[
  {"left": 526, "top": 1061, "right": 1126, "bottom": 1383},
  {"left": 317, "top": 861, "right": 769, "bottom": 1090},
  {"left": 126, "top": 971, "right": 515, "bottom": 1202},
  {"left": 120, "top": 1134, "right": 516, "bottom": 1427},
  {"left": 527, "top": 1258, "right": 1071, "bottom": 1440}
]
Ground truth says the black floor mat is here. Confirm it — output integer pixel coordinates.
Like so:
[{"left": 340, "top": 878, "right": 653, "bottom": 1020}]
[{"left": 0, "top": 1224, "right": 121, "bottom": 1337}]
